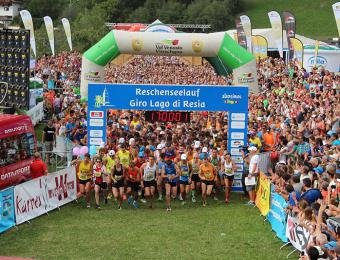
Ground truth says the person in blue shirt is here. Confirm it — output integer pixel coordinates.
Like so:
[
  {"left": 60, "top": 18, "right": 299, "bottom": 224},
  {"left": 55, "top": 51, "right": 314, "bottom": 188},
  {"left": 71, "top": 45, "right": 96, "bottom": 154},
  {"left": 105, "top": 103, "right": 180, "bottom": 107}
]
[
  {"left": 179, "top": 154, "right": 191, "bottom": 205},
  {"left": 65, "top": 117, "right": 75, "bottom": 141},
  {"left": 161, "top": 155, "right": 180, "bottom": 212},
  {"left": 157, "top": 153, "right": 166, "bottom": 201},
  {"left": 300, "top": 178, "right": 322, "bottom": 205}
]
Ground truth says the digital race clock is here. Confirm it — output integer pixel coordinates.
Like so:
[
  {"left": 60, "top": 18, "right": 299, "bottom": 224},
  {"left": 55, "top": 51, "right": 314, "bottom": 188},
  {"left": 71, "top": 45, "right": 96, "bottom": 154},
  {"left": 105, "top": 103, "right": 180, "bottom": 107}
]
[{"left": 144, "top": 111, "right": 191, "bottom": 123}]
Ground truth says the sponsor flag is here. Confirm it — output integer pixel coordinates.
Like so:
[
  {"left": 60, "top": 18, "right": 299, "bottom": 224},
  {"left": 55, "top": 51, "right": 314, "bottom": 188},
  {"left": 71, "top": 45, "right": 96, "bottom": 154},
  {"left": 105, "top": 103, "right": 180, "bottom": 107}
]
[
  {"left": 255, "top": 172, "right": 271, "bottom": 216},
  {"left": 290, "top": 37, "right": 304, "bottom": 68},
  {"left": 43, "top": 16, "right": 55, "bottom": 56},
  {"left": 286, "top": 215, "right": 310, "bottom": 253},
  {"left": 333, "top": 2, "right": 340, "bottom": 37},
  {"left": 240, "top": 15, "right": 252, "bottom": 53},
  {"left": 268, "top": 11, "right": 283, "bottom": 58},
  {"left": 19, "top": 10, "right": 37, "bottom": 57},
  {"left": 0, "top": 187, "right": 15, "bottom": 233},
  {"left": 314, "top": 40, "right": 319, "bottom": 68},
  {"left": 282, "top": 11, "right": 296, "bottom": 61},
  {"left": 235, "top": 18, "right": 247, "bottom": 50},
  {"left": 252, "top": 35, "right": 268, "bottom": 61},
  {"left": 61, "top": 18, "right": 73, "bottom": 51}
]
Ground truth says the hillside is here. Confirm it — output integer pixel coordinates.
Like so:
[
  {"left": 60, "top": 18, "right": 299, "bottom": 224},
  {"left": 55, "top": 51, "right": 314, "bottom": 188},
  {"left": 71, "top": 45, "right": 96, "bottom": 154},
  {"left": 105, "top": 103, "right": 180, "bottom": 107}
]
[{"left": 239, "top": 0, "right": 338, "bottom": 40}]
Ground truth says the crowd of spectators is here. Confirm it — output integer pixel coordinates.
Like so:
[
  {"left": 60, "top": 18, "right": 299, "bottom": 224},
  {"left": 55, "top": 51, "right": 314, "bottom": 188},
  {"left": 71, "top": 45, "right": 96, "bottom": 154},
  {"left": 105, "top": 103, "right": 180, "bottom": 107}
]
[{"left": 37, "top": 51, "right": 340, "bottom": 258}]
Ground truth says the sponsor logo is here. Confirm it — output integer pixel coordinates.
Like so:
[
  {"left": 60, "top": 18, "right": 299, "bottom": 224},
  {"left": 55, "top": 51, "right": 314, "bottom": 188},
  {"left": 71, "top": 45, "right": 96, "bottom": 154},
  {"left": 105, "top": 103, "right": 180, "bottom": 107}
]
[
  {"left": 231, "top": 132, "right": 244, "bottom": 139},
  {"left": 231, "top": 156, "right": 244, "bottom": 164},
  {"left": 131, "top": 38, "right": 144, "bottom": 52},
  {"left": 308, "top": 56, "right": 327, "bottom": 66},
  {"left": 191, "top": 39, "right": 204, "bottom": 53},
  {"left": 85, "top": 71, "right": 101, "bottom": 81},
  {"left": 237, "top": 72, "right": 255, "bottom": 84},
  {"left": 4, "top": 125, "right": 28, "bottom": 134},
  {"left": 47, "top": 173, "right": 74, "bottom": 201},
  {"left": 90, "top": 111, "right": 104, "bottom": 118},
  {"left": 90, "top": 130, "right": 103, "bottom": 138},
  {"left": 231, "top": 121, "right": 246, "bottom": 129},
  {"left": 285, "top": 16, "right": 295, "bottom": 23},
  {"left": 89, "top": 119, "right": 104, "bottom": 127},
  {"left": 230, "top": 148, "right": 242, "bottom": 156},
  {"left": 231, "top": 113, "right": 246, "bottom": 121},
  {"left": 90, "top": 138, "right": 103, "bottom": 146},
  {"left": 1, "top": 166, "right": 30, "bottom": 181},
  {"left": 155, "top": 39, "right": 183, "bottom": 55},
  {"left": 231, "top": 140, "right": 244, "bottom": 148}
]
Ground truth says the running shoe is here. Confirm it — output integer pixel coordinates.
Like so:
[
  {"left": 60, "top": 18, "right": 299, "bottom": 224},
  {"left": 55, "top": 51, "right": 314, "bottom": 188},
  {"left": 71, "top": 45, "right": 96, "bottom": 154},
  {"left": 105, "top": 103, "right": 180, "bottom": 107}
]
[
  {"left": 95, "top": 204, "right": 101, "bottom": 209},
  {"left": 246, "top": 201, "right": 255, "bottom": 206},
  {"left": 107, "top": 194, "right": 112, "bottom": 200},
  {"left": 118, "top": 206, "right": 122, "bottom": 210},
  {"left": 158, "top": 195, "right": 163, "bottom": 201},
  {"left": 191, "top": 196, "right": 196, "bottom": 203},
  {"left": 140, "top": 198, "right": 147, "bottom": 204},
  {"left": 213, "top": 196, "right": 219, "bottom": 201},
  {"left": 179, "top": 194, "right": 183, "bottom": 201},
  {"left": 127, "top": 196, "right": 133, "bottom": 205},
  {"left": 86, "top": 203, "right": 91, "bottom": 208},
  {"left": 166, "top": 207, "right": 172, "bottom": 212},
  {"left": 133, "top": 201, "right": 139, "bottom": 209},
  {"left": 203, "top": 201, "right": 206, "bottom": 207}
]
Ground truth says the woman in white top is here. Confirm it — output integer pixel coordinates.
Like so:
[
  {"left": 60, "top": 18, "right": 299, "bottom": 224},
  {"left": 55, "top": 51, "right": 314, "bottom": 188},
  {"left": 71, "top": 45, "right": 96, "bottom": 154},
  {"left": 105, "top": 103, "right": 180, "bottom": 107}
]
[
  {"left": 221, "top": 153, "right": 236, "bottom": 204},
  {"left": 140, "top": 155, "right": 158, "bottom": 208}
]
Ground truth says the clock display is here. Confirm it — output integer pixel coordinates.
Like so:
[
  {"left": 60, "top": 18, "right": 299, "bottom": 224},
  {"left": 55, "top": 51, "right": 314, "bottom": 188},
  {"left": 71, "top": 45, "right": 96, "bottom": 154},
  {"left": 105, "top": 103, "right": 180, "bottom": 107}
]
[{"left": 144, "top": 111, "right": 191, "bottom": 123}]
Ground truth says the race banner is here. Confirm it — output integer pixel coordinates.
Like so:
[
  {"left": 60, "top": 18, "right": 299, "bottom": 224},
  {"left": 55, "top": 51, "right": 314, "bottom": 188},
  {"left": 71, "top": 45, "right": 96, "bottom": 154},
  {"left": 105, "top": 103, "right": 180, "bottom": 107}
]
[
  {"left": 0, "top": 187, "right": 15, "bottom": 233},
  {"left": 20, "top": 10, "right": 37, "bottom": 57},
  {"left": 282, "top": 11, "right": 296, "bottom": 61},
  {"left": 61, "top": 18, "right": 73, "bottom": 51},
  {"left": 45, "top": 167, "right": 77, "bottom": 211},
  {"left": 252, "top": 35, "right": 268, "bottom": 61},
  {"left": 43, "top": 16, "right": 55, "bottom": 56},
  {"left": 255, "top": 172, "right": 271, "bottom": 216},
  {"left": 235, "top": 18, "right": 247, "bottom": 50},
  {"left": 286, "top": 215, "right": 310, "bottom": 253},
  {"left": 240, "top": 15, "right": 252, "bottom": 53},
  {"left": 314, "top": 40, "right": 320, "bottom": 68},
  {"left": 268, "top": 11, "right": 283, "bottom": 58},
  {"left": 290, "top": 37, "right": 304, "bottom": 68},
  {"left": 266, "top": 185, "right": 288, "bottom": 243},
  {"left": 333, "top": 2, "right": 340, "bottom": 37},
  {"left": 14, "top": 177, "right": 48, "bottom": 225}
]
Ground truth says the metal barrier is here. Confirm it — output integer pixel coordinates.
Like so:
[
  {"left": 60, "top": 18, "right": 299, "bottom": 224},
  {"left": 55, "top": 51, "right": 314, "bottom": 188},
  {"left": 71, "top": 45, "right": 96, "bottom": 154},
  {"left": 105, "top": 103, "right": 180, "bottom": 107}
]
[{"left": 257, "top": 152, "right": 288, "bottom": 174}]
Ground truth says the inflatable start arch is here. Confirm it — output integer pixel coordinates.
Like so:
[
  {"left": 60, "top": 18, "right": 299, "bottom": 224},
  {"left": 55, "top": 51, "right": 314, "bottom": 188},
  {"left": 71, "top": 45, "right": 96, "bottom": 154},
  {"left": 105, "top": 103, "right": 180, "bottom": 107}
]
[{"left": 80, "top": 30, "right": 257, "bottom": 97}]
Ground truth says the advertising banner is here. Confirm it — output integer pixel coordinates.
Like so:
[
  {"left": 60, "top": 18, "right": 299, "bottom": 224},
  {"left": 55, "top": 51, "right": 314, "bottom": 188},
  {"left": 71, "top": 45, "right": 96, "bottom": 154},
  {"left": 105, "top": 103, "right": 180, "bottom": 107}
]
[
  {"left": 0, "top": 187, "right": 15, "bottom": 233},
  {"left": 240, "top": 15, "right": 252, "bottom": 53},
  {"left": 303, "top": 45, "right": 340, "bottom": 72},
  {"left": 20, "top": 10, "right": 37, "bottom": 58},
  {"left": 290, "top": 37, "right": 304, "bottom": 68},
  {"left": 282, "top": 11, "right": 296, "bottom": 61},
  {"left": 252, "top": 35, "right": 268, "bottom": 61},
  {"left": 43, "top": 16, "right": 55, "bottom": 56},
  {"left": 87, "top": 84, "right": 248, "bottom": 191},
  {"left": 267, "top": 185, "right": 288, "bottom": 243},
  {"left": 286, "top": 215, "right": 310, "bottom": 253},
  {"left": 45, "top": 167, "right": 77, "bottom": 210},
  {"left": 333, "top": 2, "right": 340, "bottom": 37},
  {"left": 14, "top": 177, "right": 48, "bottom": 225},
  {"left": 61, "top": 18, "right": 73, "bottom": 51},
  {"left": 268, "top": 11, "right": 283, "bottom": 58},
  {"left": 235, "top": 18, "right": 247, "bottom": 50},
  {"left": 255, "top": 172, "right": 271, "bottom": 216}
]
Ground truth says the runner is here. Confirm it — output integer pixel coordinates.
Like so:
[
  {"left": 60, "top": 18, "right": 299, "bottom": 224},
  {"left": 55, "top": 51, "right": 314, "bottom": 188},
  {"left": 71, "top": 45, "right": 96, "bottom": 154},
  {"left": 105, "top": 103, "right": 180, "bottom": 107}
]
[
  {"left": 179, "top": 154, "right": 191, "bottom": 205},
  {"left": 126, "top": 161, "right": 141, "bottom": 208},
  {"left": 104, "top": 150, "right": 116, "bottom": 203},
  {"left": 117, "top": 144, "right": 131, "bottom": 168},
  {"left": 199, "top": 155, "right": 216, "bottom": 207},
  {"left": 140, "top": 155, "right": 158, "bottom": 208},
  {"left": 93, "top": 158, "right": 107, "bottom": 209},
  {"left": 73, "top": 153, "right": 92, "bottom": 208},
  {"left": 161, "top": 155, "right": 180, "bottom": 212},
  {"left": 210, "top": 148, "right": 220, "bottom": 201},
  {"left": 111, "top": 156, "right": 125, "bottom": 210},
  {"left": 157, "top": 153, "right": 166, "bottom": 201},
  {"left": 221, "top": 153, "right": 237, "bottom": 204},
  {"left": 189, "top": 153, "right": 201, "bottom": 203}
]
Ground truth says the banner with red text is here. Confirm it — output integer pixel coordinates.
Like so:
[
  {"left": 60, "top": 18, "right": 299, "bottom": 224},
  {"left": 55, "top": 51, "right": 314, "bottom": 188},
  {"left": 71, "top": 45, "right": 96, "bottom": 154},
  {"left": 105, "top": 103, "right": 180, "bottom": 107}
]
[
  {"left": 14, "top": 177, "right": 48, "bottom": 225},
  {"left": 45, "top": 167, "right": 77, "bottom": 211}
]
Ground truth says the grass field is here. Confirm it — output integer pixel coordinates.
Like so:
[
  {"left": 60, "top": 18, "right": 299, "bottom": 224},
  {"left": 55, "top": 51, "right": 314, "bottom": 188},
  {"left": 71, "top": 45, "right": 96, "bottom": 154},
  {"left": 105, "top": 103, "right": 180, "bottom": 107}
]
[
  {"left": 0, "top": 193, "right": 298, "bottom": 260},
  {"left": 240, "top": 0, "right": 338, "bottom": 40}
]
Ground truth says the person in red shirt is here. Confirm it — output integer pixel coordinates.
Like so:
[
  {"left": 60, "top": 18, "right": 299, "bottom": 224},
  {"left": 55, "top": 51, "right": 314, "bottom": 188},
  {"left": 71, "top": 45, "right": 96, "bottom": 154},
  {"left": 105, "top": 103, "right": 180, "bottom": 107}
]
[
  {"left": 30, "top": 152, "right": 48, "bottom": 179},
  {"left": 126, "top": 161, "right": 141, "bottom": 208}
]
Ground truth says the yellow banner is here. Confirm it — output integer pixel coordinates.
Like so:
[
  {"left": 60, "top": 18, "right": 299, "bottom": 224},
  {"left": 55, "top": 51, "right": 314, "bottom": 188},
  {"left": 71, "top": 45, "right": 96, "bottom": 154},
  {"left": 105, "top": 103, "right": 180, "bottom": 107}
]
[
  {"left": 252, "top": 35, "right": 267, "bottom": 61},
  {"left": 290, "top": 37, "right": 304, "bottom": 68},
  {"left": 314, "top": 40, "right": 319, "bottom": 68},
  {"left": 255, "top": 172, "right": 270, "bottom": 216}
]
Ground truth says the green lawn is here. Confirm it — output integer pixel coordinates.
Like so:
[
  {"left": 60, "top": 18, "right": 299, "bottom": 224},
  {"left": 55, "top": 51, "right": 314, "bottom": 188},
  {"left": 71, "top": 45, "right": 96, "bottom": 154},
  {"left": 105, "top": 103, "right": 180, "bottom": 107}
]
[
  {"left": 0, "top": 193, "right": 298, "bottom": 259},
  {"left": 240, "top": 0, "right": 338, "bottom": 40}
]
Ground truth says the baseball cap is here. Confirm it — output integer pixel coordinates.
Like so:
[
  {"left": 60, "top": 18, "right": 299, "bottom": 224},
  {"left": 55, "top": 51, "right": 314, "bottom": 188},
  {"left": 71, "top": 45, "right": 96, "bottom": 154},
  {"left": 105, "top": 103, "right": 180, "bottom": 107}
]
[
  {"left": 202, "top": 147, "right": 208, "bottom": 153},
  {"left": 248, "top": 146, "right": 257, "bottom": 152},
  {"left": 129, "top": 138, "right": 135, "bottom": 146},
  {"left": 157, "top": 144, "right": 163, "bottom": 150},
  {"left": 118, "top": 137, "right": 125, "bottom": 144},
  {"left": 108, "top": 150, "right": 115, "bottom": 156},
  {"left": 181, "top": 154, "right": 187, "bottom": 160},
  {"left": 323, "top": 241, "right": 337, "bottom": 251},
  {"left": 194, "top": 141, "right": 200, "bottom": 149},
  {"left": 313, "top": 166, "right": 324, "bottom": 174}
]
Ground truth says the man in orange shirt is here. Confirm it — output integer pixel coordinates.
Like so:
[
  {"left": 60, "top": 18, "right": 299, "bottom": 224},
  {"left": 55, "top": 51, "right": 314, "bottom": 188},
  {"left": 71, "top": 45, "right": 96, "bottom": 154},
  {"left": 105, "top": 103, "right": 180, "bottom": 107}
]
[
  {"left": 199, "top": 155, "right": 216, "bottom": 207},
  {"left": 263, "top": 127, "right": 275, "bottom": 152},
  {"left": 30, "top": 152, "right": 48, "bottom": 179}
]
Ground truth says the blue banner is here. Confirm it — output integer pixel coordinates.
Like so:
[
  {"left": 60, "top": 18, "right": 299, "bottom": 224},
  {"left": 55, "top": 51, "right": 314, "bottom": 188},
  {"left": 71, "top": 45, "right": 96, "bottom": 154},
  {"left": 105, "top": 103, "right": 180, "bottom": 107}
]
[
  {"left": 0, "top": 187, "right": 15, "bottom": 233},
  {"left": 267, "top": 184, "right": 288, "bottom": 243},
  {"left": 87, "top": 84, "right": 248, "bottom": 191}
]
